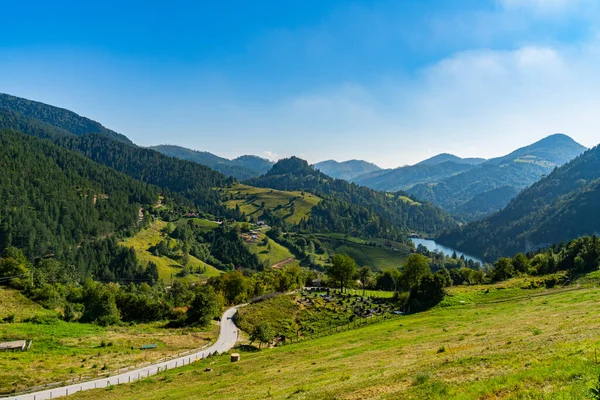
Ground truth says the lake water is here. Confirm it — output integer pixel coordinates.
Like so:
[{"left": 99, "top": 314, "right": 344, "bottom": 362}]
[{"left": 410, "top": 238, "right": 484, "bottom": 265}]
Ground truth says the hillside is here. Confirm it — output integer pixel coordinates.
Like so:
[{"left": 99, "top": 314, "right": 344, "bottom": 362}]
[
  {"left": 70, "top": 277, "right": 600, "bottom": 399},
  {"left": 149, "top": 144, "right": 273, "bottom": 179},
  {"left": 220, "top": 184, "right": 321, "bottom": 225},
  {"left": 0, "top": 93, "right": 131, "bottom": 144},
  {"left": 438, "top": 144, "right": 600, "bottom": 260},
  {"left": 313, "top": 159, "right": 381, "bottom": 180},
  {"left": 352, "top": 161, "right": 473, "bottom": 192},
  {"left": 408, "top": 134, "right": 587, "bottom": 221},
  {"left": 246, "top": 157, "right": 458, "bottom": 240},
  {"left": 0, "top": 129, "right": 157, "bottom": 268},
  {"left": 416, "top": 153, "right": 486, "bottom": 166}
]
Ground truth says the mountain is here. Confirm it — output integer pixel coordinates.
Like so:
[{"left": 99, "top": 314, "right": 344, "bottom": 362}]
[
  {"left": 0, "top": 102, "right": 234, "bottom": 217},
  {"left": 0, "top": 128, "right": 160, "bottom": 280},
  {"left": 233, "top": 155, "right": 274, "bottom": 175},
  {"left": 246, "top": 157, "right": 458, "bottom": 240},
  {"left": 407, "top": 134, "right": 587, "bottom": 221},
  {"left": 352, "top": 161, "right": 473, "bottom": 192},
  {"left": 313, "top": 159, "right": 381, "bottom": 180},
  {"left": 149, "top": 144, "right": 273, "bottom": 179},
  {"left": 417, "top": 153, "right": 486, "bottom": 166},
  {"left": 438, "top": 143, "right": 600, "bottom": 261},
  {"left": 0, "top": 93, "right": 132, "bottom": 144}
]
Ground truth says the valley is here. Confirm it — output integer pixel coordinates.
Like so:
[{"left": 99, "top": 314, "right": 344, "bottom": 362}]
[{"left": 1, "top": 92, "right": 599, "bottom": 400}]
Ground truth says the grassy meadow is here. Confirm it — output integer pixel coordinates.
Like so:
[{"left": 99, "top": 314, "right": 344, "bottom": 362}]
[
  {"left": 0, "top": 287, "right": 219, "bottom": 395},
  {"left": 245, "top": 232, "right": 299, "bottom": 268},
  {"left": 221, "top": 184, "right": 321, "bottom": 224},
  {"left": 120, "top": 219, "right": 221, "bottom": 284},
  {"left": 71, "top": 276, "right": 600, "bottom": 399}
]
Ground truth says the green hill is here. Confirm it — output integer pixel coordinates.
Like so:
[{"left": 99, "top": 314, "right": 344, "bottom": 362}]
[
  {"left": 0, "top": 93, "right": 132, "bottom": 144},
  {"left": 438, "top": 144, "right": 600, "bottom": 261},
  {"left": 70, "top": 276, "right": 600, "bottom": 400},
  {"left": 313, "top": 159, "right": 381, "bottom": 180},
  {"left": 221, "top": 184, "right": 321, "bottom": 225},
  {"left": 246, "top": 157, "right": 457, "bottom": 241},
  {"left": 149, "top": 144, "right": 273, "bottom": 179}
]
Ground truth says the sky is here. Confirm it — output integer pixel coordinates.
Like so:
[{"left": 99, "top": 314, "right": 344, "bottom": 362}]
[{"left": 1, "top": 0, "right": 600, "bottom": 168}]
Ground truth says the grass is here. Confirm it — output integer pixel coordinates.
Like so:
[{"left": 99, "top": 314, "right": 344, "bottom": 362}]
[
  {"left": 71, "top": 277, "right": 600, "bottom": 400},
  {"left": 246, "top": 233, "right": 299, "bottom": 268},
  {"left": 0, "top": 286, "right": 55, "bottom": 321},
  {"left": 121, "top": 220, "right": 221, "bottom": 284},
  {"left": 221, "top": 184, "right": 321, "bottom": 225},
  {"left": 0, "top": 289, "right": 220, "bottom": 395},
  {"left": 311, "top": 234, "right": 411, "bottom": 271}
]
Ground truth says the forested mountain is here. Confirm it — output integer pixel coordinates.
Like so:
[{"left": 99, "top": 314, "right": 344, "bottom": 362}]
[
  {"left": 150, "top": 144, "right": 273, "bottom": 179},
  {"left": 0, "top": 93, "right": 132, "bottom": 144},
  {"left": 233, "top": 155, "right": 274, "bottom": 175},
  {"left": 0, "top": 104, "right": 237, "bottom": 217},
  {"left": 313, "top": 159, "right": 381, "bottom": 180},
  {"left": 351, "top": 161, "right": 473, "bottom": 192},
  {"left": 438, "top": 143, "right": 600, "bottom": 261},
  {"left": 416, "top": 153, "right": 486, "bottom": 166},
  {"left": 0, "top": 129, "right": 160, "bottom": 279},
  {"left": 407, "top": 134, "right": 587, "bottom": 221},
  {"left": 246, "top": 157, "right": 457, "bottom": 240}
]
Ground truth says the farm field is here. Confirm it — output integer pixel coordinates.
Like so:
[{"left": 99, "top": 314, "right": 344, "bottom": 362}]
[
  {"left": 220, "top": 184, "right": 321, "bottom": 224},
  {"left": 71, "top": 276, "right": 600, "bottom": 399},
  {"left": 120, "top": 219, "right": 221, "bottom": 284},
  {"left": 0, "top": 288, "right": 220, "bottom": 395}
]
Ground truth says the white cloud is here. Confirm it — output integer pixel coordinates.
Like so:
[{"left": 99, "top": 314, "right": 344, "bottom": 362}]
[
  {"left": 498, "top": 0, "right": 591, "bottom": 14},
  {"left": 263, "top": 151, "right": 280, "bottom": 161}
]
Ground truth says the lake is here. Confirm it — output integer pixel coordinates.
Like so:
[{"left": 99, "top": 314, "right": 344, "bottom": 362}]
[{"left": 410, "top": 238, "right": 484, "bottom": 265}]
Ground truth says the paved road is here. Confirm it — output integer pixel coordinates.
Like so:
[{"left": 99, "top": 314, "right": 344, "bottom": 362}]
[{"left": 3, "top": 306, "right": 243, "bottom": 400}]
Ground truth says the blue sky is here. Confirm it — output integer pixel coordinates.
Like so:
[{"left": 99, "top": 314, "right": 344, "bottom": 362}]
[{"left": 1, "top": 0, "right": 599, "bottom": 167}]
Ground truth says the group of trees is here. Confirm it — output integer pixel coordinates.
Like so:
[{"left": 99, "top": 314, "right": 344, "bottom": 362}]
[{"left": 326, "top": 253, "right": 451, "bottom": 306}]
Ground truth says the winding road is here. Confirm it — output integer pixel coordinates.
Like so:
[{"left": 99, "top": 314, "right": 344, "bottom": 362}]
[{"left": 3, "top": 306, "right": 243, "bottom": 400}]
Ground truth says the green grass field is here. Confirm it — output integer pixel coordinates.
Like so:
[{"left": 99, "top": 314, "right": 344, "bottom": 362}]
[
  {"left": 121, "top": 220, "right": 221, "bottom": 284},
  {"left": 246, "top": 233, "right": 299, "bottom": 268},
  {"left": 314, "top": 234, "right": 410, "bottom": 271},
  {"left": 221, "top": 184, "right": 321, "bottom": 224},
  {"left": 0, "top": 288, "right": 219, "bottom": 395},
  {"left": 71, "top": 276, "right": 600, "bottom": 400}
]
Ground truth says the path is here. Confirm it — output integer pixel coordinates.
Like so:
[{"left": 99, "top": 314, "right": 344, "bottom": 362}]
[
  {"left": 271, "top": 257, "right": 294, "bottom": 269},
  {"left": 3, "top": 306, "right": 243, "bottom": 400}
]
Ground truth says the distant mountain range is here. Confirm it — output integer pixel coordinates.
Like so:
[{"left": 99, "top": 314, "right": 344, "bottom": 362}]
[
  {"left": 335, "top": 134, "right": 586, "bottom": 221},
  {"left": 149, "top": 144, "right": 273, "bottom": 180},
  {"left": 416, "top": 153, "right": 486, "bottom": 166},
  {"left": 438, "top": 142, "right": 600, "bottom": 261},
  {"left": 313, "top": 159, "right": 381, "bottom": 180}
]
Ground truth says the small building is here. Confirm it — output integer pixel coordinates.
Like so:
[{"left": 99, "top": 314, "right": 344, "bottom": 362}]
[{"left": 0, "top": 340, "right": 29, "bottom": 352}]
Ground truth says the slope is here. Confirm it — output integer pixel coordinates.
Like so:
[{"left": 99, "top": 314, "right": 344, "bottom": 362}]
[
  {"left": 352, "top": 161, "right": 474, "bottom": 192},
  {"left": 0, "top": 129, "right": 158, "bottom": 262},
  {"left": 70, "top": 278, "right": 600, "bottom": 400},
  {"left": 438, "top": 144, "right": 600, "bottom": 260},
  {"left": 313, "top": 159, "right": 381, "bottom": 180},
  {"left": 220, "top": 184, "right": 321, "bottom": 225},
  {"left": 245, "top": 157, "right": 458, "bottom": 240},
  {"left": 0, "top": 93, "right": 131, "bottom": 144},
  {"left": 149, "top": 144, "right": 271, "bottom": 179}
]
